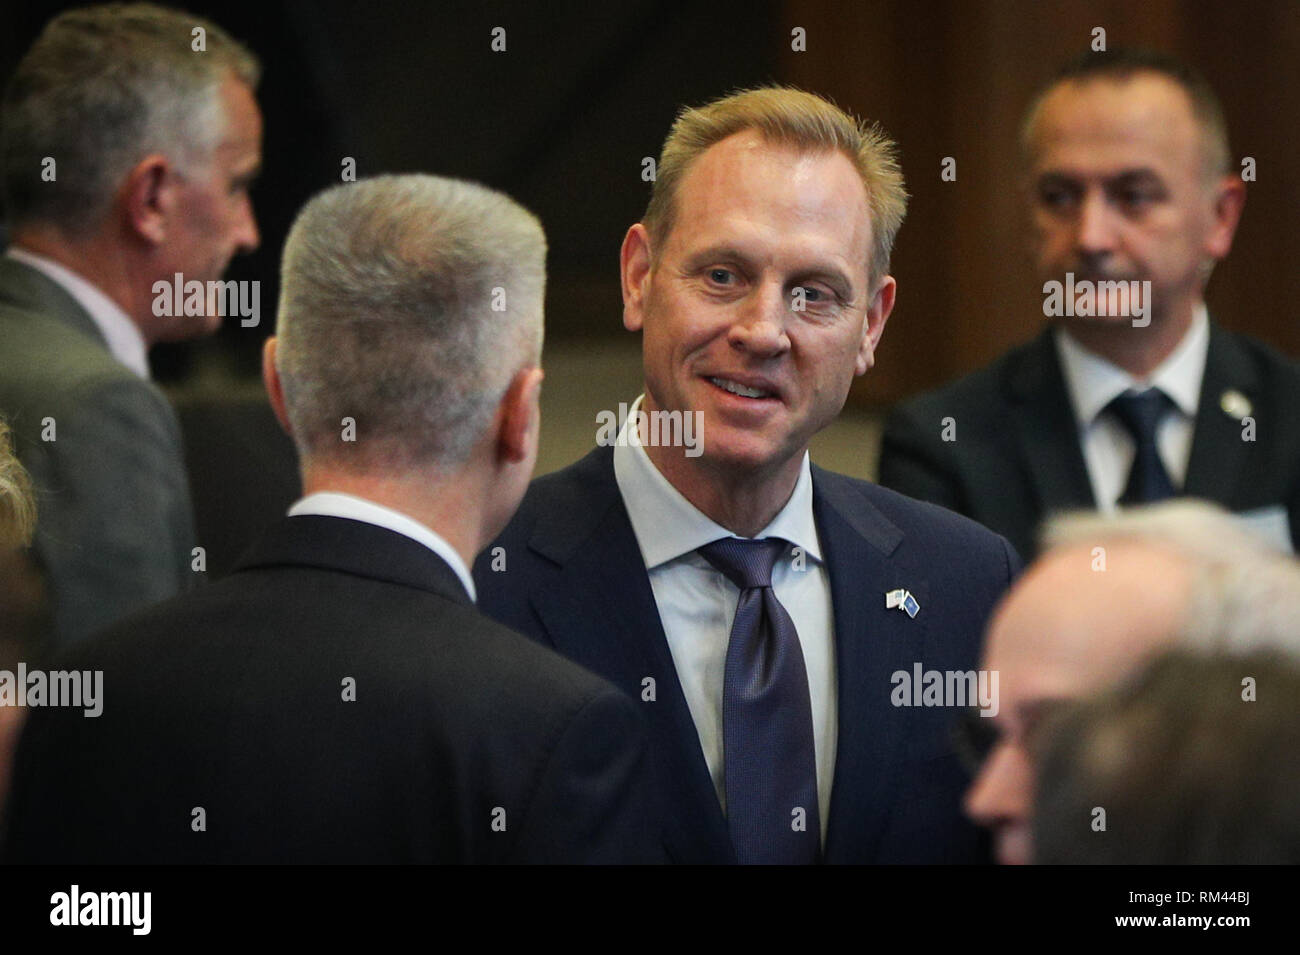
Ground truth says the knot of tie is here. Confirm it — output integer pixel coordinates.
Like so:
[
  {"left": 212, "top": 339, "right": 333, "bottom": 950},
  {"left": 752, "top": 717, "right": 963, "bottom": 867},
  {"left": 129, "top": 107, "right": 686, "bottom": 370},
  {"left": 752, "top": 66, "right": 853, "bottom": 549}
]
[
  {"left": 1106, "top": 387, "right": 1177, "bottom": 505},
  {"left": 1106, "top": 387, "right": 1174, "bottom": 441},
  {"left": 697, "top": 537, "right": 788, "bottom": 590}
]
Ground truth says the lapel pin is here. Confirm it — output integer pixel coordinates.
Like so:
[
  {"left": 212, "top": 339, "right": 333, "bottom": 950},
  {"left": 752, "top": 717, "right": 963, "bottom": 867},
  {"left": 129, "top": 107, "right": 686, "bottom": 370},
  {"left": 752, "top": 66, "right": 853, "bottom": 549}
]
[
  {"left": 886, "top": 588, "right": 920, "bottom": 618},
  {"left": 1220, "top": 389, "right": 1252, "bottom": 420}
]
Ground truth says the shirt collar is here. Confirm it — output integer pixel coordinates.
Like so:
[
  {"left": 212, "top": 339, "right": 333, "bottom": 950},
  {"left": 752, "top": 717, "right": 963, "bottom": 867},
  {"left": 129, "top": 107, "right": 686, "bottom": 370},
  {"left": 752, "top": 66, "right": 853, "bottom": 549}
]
[
  {"left": 612, "top": 394, "right": 823, "bottom": 569},
  {"left": 287, "top": 491, "right": 477, "bottom": 602},
  {"left": 5, "top": 247, "right": 150, "bottom": 380},
  {"left": 1054, "top": 304, "right": 1209, "bottom": 427}
]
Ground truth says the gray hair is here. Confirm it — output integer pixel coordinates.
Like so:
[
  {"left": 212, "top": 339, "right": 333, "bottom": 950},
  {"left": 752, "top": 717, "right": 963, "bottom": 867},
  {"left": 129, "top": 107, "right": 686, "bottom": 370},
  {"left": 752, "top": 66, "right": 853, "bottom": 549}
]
[
  {"left": 275, "top": 174, "right": 546, "bottom": 470},
  {"left": 1042, "top": 500, "right": 1300, "bottom": 658},
  {"left": 1, "top": 3, "right": 260, "bottom": 234}
]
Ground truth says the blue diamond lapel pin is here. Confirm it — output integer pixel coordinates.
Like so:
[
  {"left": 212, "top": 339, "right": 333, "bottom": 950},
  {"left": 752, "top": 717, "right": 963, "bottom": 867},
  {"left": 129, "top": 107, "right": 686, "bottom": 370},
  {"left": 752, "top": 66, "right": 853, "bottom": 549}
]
[{"left": 886, "top": 588, "right": 920, "bottom": 618}]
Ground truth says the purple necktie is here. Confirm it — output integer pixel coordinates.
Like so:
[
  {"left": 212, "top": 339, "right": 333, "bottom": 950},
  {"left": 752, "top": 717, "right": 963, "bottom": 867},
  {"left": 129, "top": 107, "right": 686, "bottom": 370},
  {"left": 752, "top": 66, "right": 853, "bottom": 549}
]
[{"left": 698, "top": 536, "right": 821, "bottom": 864}]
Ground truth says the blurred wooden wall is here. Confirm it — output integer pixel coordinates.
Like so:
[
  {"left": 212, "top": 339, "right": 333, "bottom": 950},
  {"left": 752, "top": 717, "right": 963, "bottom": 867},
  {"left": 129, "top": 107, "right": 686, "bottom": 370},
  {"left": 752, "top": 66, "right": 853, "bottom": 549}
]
[{"left": 777, "top": 0, "right": 1300, "bottom": 406}]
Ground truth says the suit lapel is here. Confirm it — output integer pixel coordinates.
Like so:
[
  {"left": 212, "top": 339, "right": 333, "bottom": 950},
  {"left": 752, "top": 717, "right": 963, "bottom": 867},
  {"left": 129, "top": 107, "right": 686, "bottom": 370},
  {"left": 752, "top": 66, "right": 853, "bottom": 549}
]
[
  {"left": 1183, "top": 324, "right": 1257, "bottom": 507},
  {"left": 1007, "top": 330, "right": 1096, "bottom": 519},
  {"left": 813, "top": 470, "right": 925, "bottom": 862},
  {"left": 525, "top": 448, "right": 733, "bottom": 863}
]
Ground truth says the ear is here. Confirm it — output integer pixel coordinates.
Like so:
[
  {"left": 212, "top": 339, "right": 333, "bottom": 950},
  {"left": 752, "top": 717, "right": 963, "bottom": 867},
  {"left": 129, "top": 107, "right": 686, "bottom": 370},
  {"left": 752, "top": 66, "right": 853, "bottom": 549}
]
[
  {"left": 1205, "top": 172, "right": 1247, "bottom": 260},
  {"left": 620, "top": 223, "right": 654, "bottom": 333},
  {"left": 262, "top": 337, "right": 294, "bottom": 437},
  {"left": 122, "top": 154, "right": 176, "bottom": 246},
  {"left": 498, "top": 366, "right": 545, "bottom": 466},
  {"left": 855, "top": 274, "right": 897, "bottom": 376}
]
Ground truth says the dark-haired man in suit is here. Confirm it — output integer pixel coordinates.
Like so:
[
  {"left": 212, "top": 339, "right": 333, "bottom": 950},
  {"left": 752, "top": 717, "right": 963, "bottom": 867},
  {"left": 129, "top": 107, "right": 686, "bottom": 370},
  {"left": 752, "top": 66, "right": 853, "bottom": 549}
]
[
  {"left": 2, "top": 174, "right": 657, "bottom": 864},
  {"left": 476, "top": 87, "right": 1020, "bottom": 864},
  {"left": 880, "top": 49, "right": 1300, "bottom": 559}
]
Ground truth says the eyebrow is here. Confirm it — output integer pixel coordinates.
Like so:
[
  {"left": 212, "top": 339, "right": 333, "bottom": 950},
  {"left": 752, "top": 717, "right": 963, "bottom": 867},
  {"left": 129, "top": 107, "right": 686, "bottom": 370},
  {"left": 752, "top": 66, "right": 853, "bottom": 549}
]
[{"left": 1036, "top": 167, "right": 1165, "bottom": 187}]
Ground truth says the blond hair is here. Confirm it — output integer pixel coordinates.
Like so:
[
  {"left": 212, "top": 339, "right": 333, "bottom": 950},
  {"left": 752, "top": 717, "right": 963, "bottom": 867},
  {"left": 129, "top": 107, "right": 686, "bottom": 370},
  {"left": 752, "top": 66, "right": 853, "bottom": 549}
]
[
  {"left": 0, "top": 419, "right": 36, "bottom": 549},
  {"left": 642, "top": 86, "right": 908, "bottom": 290}
]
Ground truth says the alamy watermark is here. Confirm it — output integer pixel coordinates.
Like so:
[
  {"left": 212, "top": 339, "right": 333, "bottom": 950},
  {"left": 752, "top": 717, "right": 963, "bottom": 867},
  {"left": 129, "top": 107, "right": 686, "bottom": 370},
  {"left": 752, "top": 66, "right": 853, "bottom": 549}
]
[
  {"left": 0, "top": 663, "right": 102, "bottom": 717},
  {"left": 152, "top": 272, "right": 260, "bottom": 327},
  {"left": 1043, "top": 272, "right": 1151, "bottom": 327},
  {"left": 596, "top": 402, "right": 703, "bottom": 457},
  {"left": 50, "top": 885, "right": 150, "bottom": 935},
  {"left": 891, "top": 663, "right": 999, "bottom": 717}
]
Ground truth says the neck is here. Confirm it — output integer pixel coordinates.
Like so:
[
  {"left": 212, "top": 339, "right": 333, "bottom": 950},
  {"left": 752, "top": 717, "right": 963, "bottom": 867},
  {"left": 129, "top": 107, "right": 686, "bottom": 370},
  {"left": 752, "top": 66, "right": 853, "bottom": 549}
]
[
  {"left": 644, "top": 441, "right": 802, "bottom": 539},
  {"left": 299, "top": 463, "right": 483, "bottom": 572},
  {"left": 11, "top": 227, "right": 151, "bottom": 343},
  {"left": 1060, "top": 301, "right": 1198, "bottom": 379}
]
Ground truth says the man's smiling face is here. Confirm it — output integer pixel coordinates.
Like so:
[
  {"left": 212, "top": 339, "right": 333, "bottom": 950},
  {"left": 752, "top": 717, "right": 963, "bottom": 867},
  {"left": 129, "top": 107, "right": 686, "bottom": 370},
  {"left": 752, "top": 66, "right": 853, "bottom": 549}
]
[{"left": 622, "top": 130, "right": 894, "bottom": 478}]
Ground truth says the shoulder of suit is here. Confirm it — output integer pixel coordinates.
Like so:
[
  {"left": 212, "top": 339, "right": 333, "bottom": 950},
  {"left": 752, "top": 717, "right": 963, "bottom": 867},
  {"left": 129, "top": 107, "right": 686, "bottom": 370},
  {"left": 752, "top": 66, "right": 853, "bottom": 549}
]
[
  {"left": 814, "top": 465, "right": 1017, "bottom": 560},
  {"left": 0, "top": 300, "right": 148, "bottom": 411},
  {"left": 1215, "top": 325, "right": 1300, "bottom": 390},
  {"left": 77, "top": 563, "right": 628, "bottom": 716}
]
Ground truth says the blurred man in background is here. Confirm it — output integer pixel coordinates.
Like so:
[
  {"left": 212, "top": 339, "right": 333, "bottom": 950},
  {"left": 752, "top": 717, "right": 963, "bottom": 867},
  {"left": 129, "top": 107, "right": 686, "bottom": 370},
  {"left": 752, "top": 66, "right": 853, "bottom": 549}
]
[
  {"left": 880, "top": 49, "right": 1300, "bottom": 559},
  {"left": 0, "top": 3, "right": 262, "bottom": 644}
]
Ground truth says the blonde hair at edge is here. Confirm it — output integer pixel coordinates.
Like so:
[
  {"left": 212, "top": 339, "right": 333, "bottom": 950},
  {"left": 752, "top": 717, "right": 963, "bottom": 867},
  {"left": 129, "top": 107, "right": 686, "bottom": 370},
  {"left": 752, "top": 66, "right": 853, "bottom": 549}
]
[{"left": 0, "top": 419, "right": 36, "bottom": 549}]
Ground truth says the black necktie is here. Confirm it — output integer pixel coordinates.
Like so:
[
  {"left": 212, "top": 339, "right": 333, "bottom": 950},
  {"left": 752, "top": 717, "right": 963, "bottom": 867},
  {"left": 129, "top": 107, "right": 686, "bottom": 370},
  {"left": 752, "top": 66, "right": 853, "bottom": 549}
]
[
  {"left": 697, "top": 536, "right": 820, "bottom": 864},
  {"left": 1106, "top": 388, "right": 1177, "bottom": 505}
]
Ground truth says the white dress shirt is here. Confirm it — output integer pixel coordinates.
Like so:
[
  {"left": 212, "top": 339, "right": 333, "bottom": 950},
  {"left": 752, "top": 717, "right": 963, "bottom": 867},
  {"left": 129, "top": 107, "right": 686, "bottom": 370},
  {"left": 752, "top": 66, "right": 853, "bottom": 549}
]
[
  {"left": 612, "top": 395, "right": 837, "bottom": 841},
  {"left": 6, "top": 247, "right": 150, "bottom": 379},
  {"left": 1055, "top": 306, "right": 1209, "bottom": 511},
  {"left": 288, "top": 491, "right": 477, "bottom": 602}
]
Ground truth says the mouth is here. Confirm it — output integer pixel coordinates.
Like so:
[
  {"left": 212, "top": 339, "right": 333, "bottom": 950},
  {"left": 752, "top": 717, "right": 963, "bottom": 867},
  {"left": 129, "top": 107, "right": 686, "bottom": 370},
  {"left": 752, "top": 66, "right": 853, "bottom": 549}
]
[{"left": 704, "top": 375, "right": 781, "bottom": 402}]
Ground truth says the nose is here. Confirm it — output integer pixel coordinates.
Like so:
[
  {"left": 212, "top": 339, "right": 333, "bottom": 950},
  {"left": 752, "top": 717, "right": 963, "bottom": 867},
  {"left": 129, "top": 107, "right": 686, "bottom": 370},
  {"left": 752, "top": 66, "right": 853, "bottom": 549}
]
[
  {"left": 727, "top": 279, "right": 790, "bottom": 358},
  {"left": 963, "top": 740, "right": 1032, "bottom": 832},
  {"left": 1074, "top": 189, "right": 1117, "bottom": 261}
]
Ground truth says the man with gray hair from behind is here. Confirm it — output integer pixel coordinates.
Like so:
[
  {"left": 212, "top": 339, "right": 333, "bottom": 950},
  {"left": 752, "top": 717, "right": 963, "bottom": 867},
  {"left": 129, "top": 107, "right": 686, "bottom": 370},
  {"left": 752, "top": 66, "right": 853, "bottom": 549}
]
[
  {"left": 2, "top": 174, "right": 660, "bottom": 864},
  {"left": 960, "top": 499, "right": 1300, "bottom": 865}
]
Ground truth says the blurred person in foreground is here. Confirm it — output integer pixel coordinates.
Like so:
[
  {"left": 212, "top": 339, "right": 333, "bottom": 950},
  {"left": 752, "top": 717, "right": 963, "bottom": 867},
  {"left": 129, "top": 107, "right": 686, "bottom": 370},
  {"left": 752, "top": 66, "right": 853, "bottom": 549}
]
[
  {"left": 0, "top": 417, "right": 42, "bottom": 815},
  {"left": 1033, "top": 648, "right": 1300, "bottom": 864},
  {"left": 963, "top": 499, "right": 1300, "bottom": 864}
]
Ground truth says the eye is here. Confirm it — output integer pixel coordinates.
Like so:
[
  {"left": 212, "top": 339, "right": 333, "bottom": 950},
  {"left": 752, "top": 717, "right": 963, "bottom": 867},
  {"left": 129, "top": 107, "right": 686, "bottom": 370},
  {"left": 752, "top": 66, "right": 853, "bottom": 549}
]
[
  {"left": 1116, "top": 189, "right": 1156, "bottom": 210},
  {"left": 1039, "top": 186, "right": 1076, "bottom": 210},
  {"left": 708, "top": 268, "right": 734, "bottom": 285}
]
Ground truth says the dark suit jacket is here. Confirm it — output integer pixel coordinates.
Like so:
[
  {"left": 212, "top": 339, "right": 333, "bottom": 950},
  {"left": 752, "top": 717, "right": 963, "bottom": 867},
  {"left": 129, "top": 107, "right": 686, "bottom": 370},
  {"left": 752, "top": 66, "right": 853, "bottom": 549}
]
[
  {"left": 1, "top": 515, "right": 659, "bottom": 864},
  {"left": 0, "top": 256, "right": 194, "bottom": 648},
  {"left": 879, "top": 325, "right": 1300, "bottom": 559},
  {"left": 474, "top": 446, "right": 1020, "bottom": 863}
]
